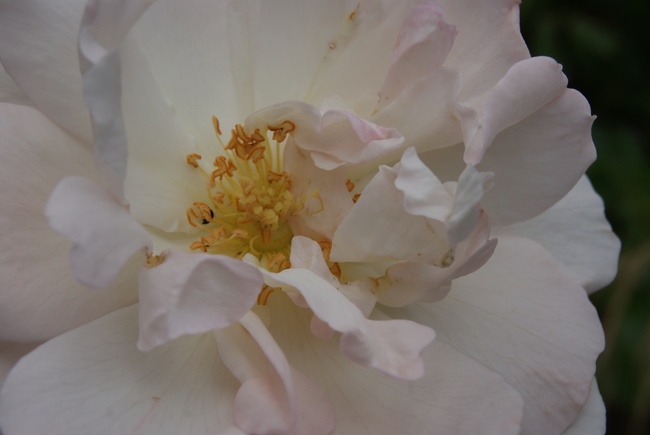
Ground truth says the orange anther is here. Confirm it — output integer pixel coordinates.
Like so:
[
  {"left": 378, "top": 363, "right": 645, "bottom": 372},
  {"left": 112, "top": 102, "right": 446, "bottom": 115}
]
[
  {"left": 268, "top": 254, "right": 290, "bottom": 273},
  {"left": 352, "top": 193, "right": 361, "bottom": 203},
  {"left": 257, "top": 285, "right": 275, "bottom": 305},
  {"left": 186, "top": 207, "right": 200, "bottom": 227},
  {"left": 212, "top": 116, "right": 222, "bottom": 136},
  {"left": 345, "top": 179, "right": 355, "bottom": 192},
  {"left": 268, "top": 120, "right": 295, "bottom": 143},
  {"left": 186, "top": 153, "right": 202, "bottom": 168},
  {"left": 248, "top": 146, "right": 266, "bottom": 162},
  {"left": 189, "top": 240, "right": 208, "bottom": 252}
]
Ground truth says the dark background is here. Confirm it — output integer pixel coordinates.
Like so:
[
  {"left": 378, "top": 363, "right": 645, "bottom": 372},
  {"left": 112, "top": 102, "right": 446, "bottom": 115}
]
[{"left": 521, "top": 1, "right": 650, "bottom": 433}]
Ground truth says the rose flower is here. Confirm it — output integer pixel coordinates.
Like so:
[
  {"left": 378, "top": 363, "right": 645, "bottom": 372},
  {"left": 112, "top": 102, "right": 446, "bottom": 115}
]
[{"left": 0, "top": 0, "right": 619, "bottom": 434}]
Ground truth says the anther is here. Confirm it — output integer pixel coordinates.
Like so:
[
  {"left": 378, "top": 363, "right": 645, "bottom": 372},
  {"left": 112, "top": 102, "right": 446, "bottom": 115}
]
[
  {"left": 212, "top": 116, "right": 222, "bottom": 136},
  {"left": 186, "top": 153, "right": 202, "bottom": 168},
  {"left": 268, "top": 120, "right": 295, "bottom": 143},
  {"left": 346, "top": 179, "right": 355, "bottom": 192}
]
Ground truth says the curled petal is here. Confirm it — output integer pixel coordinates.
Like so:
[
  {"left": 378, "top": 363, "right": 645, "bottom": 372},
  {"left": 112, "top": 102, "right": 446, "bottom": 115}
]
[
  {"left": 79, "top": 0, "right": 155, "bottom": 201},
  {"left": 460, "top": 57, "right": 569, "bottom": 165},
  {"left": 264, "top": 238, "right": 435, "bottom": 380},
  {"left": 245, "top": 100, "right": 404, "bottom": 170},
  {"left": 45, "top": 176, "right": 151, "bottom": 289},
  {"left": 379, "top": 211, "right": 497, "bottom": 307},
  {"left": 137, "top": 250, "right": 263, "bottom": 351},
  {"left": 215, "top": 311, "right": 334, "bottom": 435}
]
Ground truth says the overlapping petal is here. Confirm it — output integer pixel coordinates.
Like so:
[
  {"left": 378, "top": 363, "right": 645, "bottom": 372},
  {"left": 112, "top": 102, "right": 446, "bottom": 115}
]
[
  {"left": 0, "top": 104, "right": 138, "bottom": 342},
  {"left": 137, "top": 250, "right": 263, "bottom": 351},
  {"left": 388, "top": 236, "right": 605, "bottom": 435}
]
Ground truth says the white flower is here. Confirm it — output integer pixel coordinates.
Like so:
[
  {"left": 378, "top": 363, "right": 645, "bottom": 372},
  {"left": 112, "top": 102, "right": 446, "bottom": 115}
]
[{"left": 0, "top": 0, "right": 619, "bottom": 434}]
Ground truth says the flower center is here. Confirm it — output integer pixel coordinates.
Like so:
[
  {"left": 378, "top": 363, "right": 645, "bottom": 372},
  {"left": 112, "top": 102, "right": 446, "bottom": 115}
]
[{"left": 185, "top": 116, "right": 308, "bottom": 271}]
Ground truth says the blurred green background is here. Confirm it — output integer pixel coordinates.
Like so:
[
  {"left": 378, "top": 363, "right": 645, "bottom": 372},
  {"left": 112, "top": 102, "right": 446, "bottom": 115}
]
[{"left": 520, "top": 1, "right": 650, "bottom": 433}]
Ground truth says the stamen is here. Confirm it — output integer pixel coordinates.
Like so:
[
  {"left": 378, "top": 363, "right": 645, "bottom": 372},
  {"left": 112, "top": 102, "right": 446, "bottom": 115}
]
[
  {"left": 268, "top": 120, "right": 295, "bottom": 143},
  {"left": 346, "top": 179, "right": 355, "bottom": 192},
  {"left": 212, "top": 115, "right": 222, "bottom": 136},
  {"left": 186, "top": 153, "right": 202, "bottom": 168}
]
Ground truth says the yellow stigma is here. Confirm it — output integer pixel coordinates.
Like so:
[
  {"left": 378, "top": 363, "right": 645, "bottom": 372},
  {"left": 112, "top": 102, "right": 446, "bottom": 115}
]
[{"left": 184, "top": 116, "right": 309, "bottom": 271}]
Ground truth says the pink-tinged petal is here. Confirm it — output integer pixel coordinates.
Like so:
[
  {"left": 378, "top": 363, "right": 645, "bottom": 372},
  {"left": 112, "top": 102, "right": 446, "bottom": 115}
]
[
  {"left": 478, "top": 88, "right": 596, "bottom": 225},
  {"left": 496, "top": 176, "right": 620, "bottom": 293},
  {"left": 379, "top": 2, "right": 456, "bottom": 105},
  {"left": 0, "top": 306, "right": 244, "bottom": 435},
  {"left": 266, "top": 293, "right": 524, "bottom": 435},
  {"left": 215, "top": 311, "right": 334, "bottom": 435},
  {"left": 562, "top": 379, "right": 606, "bottom": 435},
  {"left": 440, "top": 0, "right": 529, "bottom": 107},
  {"left": 370, "top": 67, "right": 462, "bottom": 161},
  {"left": 461, "top": 57, "right": 569, "bottom": 165},
  {"left": 0, "top": 0, "right": 92, "bottom": 142},
  {"left": 331, "top": 166, "right": 444, "bottom": 263},
  {"left": 79, "top": 0, "right": 154, "bottom": 202},
  {"left": 290, "top": 236, "right": 377, "bottom": 317},
  {"left": 246, "top": 101, "right": 404, "bottom": 170},
  {"left": 0, "top": 104, "right": 138, "bottom": 342},
  {"left": 285, "top": 141, "right": 354, "bottom": 241},
  {"left": 0, "top": 341, "right": 39, "bottom": 386},
  {"left": 390, "top": 236, "right": 605, "bottom": 435},
  {"left": 379, "top": 211, "right": 497, "bottom": 307},
  {"left": 45, "top": 176, "right": 152, "bottom": 288},
  {"left": 303, "top": 0, "right": 414, "bottom": 113},
  {"left": 137, "top": 250, "right": 262, "bottom": 351},
  {"left": 264, "top": 241, "right": 435, "bottom": 381}
]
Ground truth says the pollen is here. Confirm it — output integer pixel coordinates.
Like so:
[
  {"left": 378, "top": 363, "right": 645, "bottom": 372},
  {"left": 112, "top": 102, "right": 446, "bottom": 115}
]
[{"left": 184, "top": 116, "right": 314, "bottom": 270}]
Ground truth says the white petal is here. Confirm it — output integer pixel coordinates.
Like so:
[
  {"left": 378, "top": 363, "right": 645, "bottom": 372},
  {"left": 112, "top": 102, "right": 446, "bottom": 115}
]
[
  {"left": 388, "top": 236, "right": 605, "bottom": 435},
  {"left": 0, "top": 0, "right": 92, "bottom": 141},
  {"left": 478, "top": 88, "right": 596, "bottom": 225},
  {"left": 266, "top": 293, "right": 525, "bottom": 435},
  {"left": 378, "top": 2, "right": 456, "bottom": 105},
  {"left": 496, "top": 176, "right": 620, "bottom": 293},
  {"left": 0, "top": 61, "right": 33, "bottom": 106},
  {"left": 562, "top": 378, "right": 606, "bottom": 435},
  {"left": 45, "top": 176, "right": 152, "bottom": 288},
  {"left": 79, "top": 0, "right": 154, "bottom": 201},
  {"left": 263, "top": 243, "right": 435, "bottom": 381},
  {"left": 0, "top": 306, "right": 243, "bottom": 435},
  {"left": 215, "top": 311, "right": 334, "bottom": 435},
  {"left": 440, "top": 0, "right": 529, "bottom": 107},
  {"left": 0, "top": 341, "right": 39, "bottom": 386},
  {"left": 121, "top": 35, "right": 212, "bottom": 232},
  {"left": 461, "top": 57, "right": 569, "bottom": 165},
  {"left": 0, "top": 104, "right": 138, "bottom": 342},
  {"left": 246, "top": 100, "right": 404, "bottom": 170},
  {"left": 331, "top": 166, "right": 443, "bottom": 263},
  {"left": 137, "top": 250, "right": 262, "bottom": 351},
  {"left": 285, "top": 141, "right": 354, "bottom": 241},
  {"left": 379, "top": 211, "right": 497, "bottom": 306}
]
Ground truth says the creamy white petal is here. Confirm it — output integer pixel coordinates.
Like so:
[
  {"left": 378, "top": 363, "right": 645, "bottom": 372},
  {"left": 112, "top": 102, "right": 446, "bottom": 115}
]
[
  {"left": 496, "top": 176, "right": 620, "bottom": 293},
  {"left": 0, "top": 306, "right": 244, "bottom": 435},
  {"left": 0, "top": 62, "right": 32, "bottom": 106},
  {"left": 388, "top": 236, "right": 605, "bottom": 435}
]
